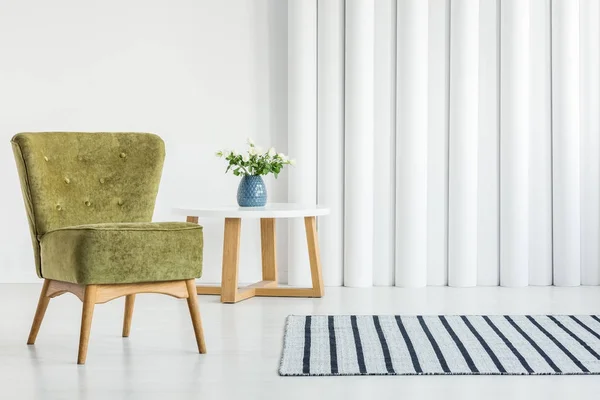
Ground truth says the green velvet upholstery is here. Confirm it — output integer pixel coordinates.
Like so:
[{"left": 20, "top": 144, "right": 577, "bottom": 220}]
[
  {"left": 11, "top": 132, "right": 203, "bottom": 284},
  {"left": 40, "top": 222, "right": 202, "bottom": 284}
]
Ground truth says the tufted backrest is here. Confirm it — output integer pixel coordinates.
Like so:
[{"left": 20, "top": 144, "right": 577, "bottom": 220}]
[{"left": 11, "top": 132, "right": 165, "bottom": 277}]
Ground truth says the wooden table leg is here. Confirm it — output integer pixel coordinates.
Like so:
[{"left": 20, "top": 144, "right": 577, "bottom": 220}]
[
  {"left": 221, "top": 218, "right": 242, "bottom": 303},
  {"left": 305, "top": 216, "right": 324, "bottom": 297},
  {"left": 191, "top": 215, "right": 324, "bottom": 302},
  {"left": 260, "top": 218, "right": 277, "bottom": 283},
  {"left": 188, "top": 216, "right": 217, "bottom": 295}
]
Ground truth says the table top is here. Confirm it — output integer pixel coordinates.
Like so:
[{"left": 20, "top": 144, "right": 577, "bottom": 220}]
[{"left": 173, "top": 203, "right": 330, "bottom": 219}]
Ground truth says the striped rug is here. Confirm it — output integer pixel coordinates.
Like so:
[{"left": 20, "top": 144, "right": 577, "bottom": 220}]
[{"left": 279, "top": 315, "right": 600, "bottom": 376}]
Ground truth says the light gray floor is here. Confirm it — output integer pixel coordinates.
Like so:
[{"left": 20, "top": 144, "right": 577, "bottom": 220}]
[{"left": 2, "top": 284, "right": 600, "bottom": 399}]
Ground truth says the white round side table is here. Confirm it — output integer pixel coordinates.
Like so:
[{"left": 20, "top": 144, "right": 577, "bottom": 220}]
[{"left": 172, "top": 203, "right": 330, "bottom": 303}]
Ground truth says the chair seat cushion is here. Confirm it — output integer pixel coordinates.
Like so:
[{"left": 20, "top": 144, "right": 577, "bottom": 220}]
[{"left": 39, "top": 222, "right": 203, "bottom": 284}]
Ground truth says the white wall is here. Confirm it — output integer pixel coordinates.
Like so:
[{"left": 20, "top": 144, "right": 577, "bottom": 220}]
[{"left": 0, "top": 0, "right": 288, "bottom": 283}]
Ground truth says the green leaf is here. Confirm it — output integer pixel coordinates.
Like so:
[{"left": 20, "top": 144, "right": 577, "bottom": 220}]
[{"left": 216, "top": 143, "right": 292, "bottom": 178}]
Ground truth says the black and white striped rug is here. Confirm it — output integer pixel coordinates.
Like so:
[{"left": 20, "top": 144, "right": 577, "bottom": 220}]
[{"left": 279, "top": 315, "right": 600, "bottom": 376}]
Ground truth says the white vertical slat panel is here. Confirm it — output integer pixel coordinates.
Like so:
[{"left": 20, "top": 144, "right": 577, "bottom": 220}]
[
  {"left": 552, "top": 0, "right": 580, "bottom": 286},
  {"left": 580, "top": 0, "right": 600, "bottom": 285},
  {"left": 427, "top": 0, "right": 449, "bottom": 286},
  {"left": 344, "top": 0, "right": 374, "bottom": 287},
  {"left": 500, "top": 0, "right": 530, "bottom": 287},
  {"left": 318, "top": 0, "right": 345, "bottom": 287},
  {"left": 448, "top": 0, "right": 479, "bottom": 287},
  {"left": 477, "top": 0, "right": 500, "bottom": 286},
  {"left": 529, "top": 0, "right": 553, "bottom": 286},
  {"left": 288, "top": 0, "right": 317, "bottom": 287},
  {"left": 373, "top": 0, "right": 396, "bottom": 286},
  {"left": 395, "top": 0, "right": 428, "bottom": 287}
]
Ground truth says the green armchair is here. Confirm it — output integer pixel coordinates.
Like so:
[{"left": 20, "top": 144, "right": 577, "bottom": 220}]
[{"left": 11, "top": 132, "right": 206, "bottom": 364}]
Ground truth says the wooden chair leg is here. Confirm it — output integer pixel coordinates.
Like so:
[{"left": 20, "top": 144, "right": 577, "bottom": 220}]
[
  {"left": 185, "top": 279, "right": 206, "bottom": 354},
  {"left": 122, "top": 294, "right": 135, "bottom": 337},
  {"left": 27, "top": 279, "right": 51, "bottom": 345},
  {"left": 77, "top": 285, "right": 97, "bottom": 364}
]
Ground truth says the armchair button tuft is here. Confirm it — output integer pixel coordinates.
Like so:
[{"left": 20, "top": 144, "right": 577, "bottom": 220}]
[
  {"left": 117, "top": 199, "right": 124, "bottom": 206},
  {"left": 64, "top": 177, "right": 70, "bottom": 184},
  {"left": 85, "top": 201, "right": 91, "bottom": 207},
  {"left": 99, "top": 178, "right": 105, "bottom": 184},
  {"left": 56, "top": 204, "right": 62, "bottom": 211},
  {"left": 44, "top": 156, "right": 49, "bottom": 162},
  {"left": 119, "top": 152, "right": 127, "bottom": 158}
]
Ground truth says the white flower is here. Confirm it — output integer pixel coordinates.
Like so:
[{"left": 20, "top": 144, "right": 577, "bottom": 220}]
[
  {"left": 246, "top": 137, "right": 254, "bottom": 146},
  {"left": 289, "top": 159, "right": 296, "bottom": 166},
  {"left": 278, "top": 152, "right": 287, "bottom": 160},
  {"left": 248, "top": 146, "right": 256, "bottom": 155},
  {"left": 268, "top": 147, "right": 276, "bottom": 157},
  {"left": 242, "top": 154, "right": 250, "bottom": 162}
]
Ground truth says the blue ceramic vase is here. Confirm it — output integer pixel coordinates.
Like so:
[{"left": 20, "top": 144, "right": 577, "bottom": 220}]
[{"left": 237, "top": 175, "right": 267, "bottom": 207}]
